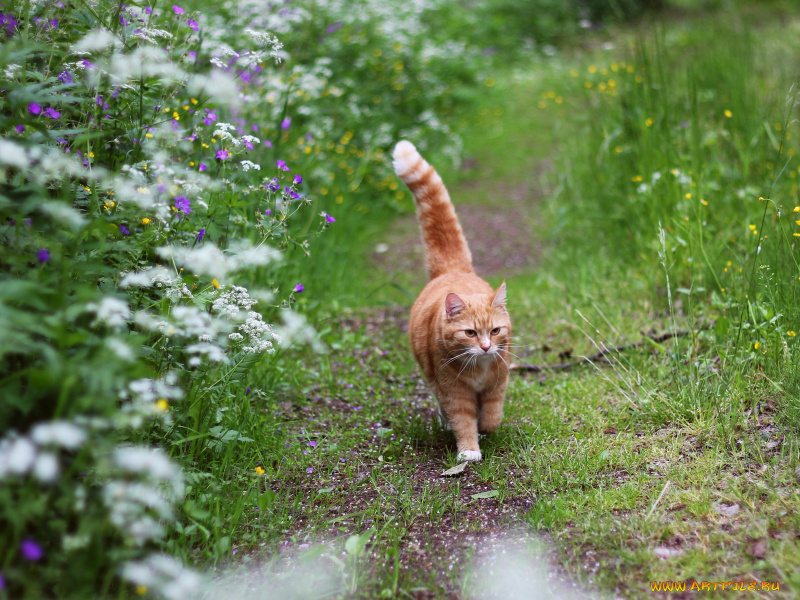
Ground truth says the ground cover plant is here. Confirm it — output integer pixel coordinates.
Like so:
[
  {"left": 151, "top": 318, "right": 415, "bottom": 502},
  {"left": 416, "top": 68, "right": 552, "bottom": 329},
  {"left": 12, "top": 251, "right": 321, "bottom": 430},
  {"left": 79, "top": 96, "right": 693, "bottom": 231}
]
[{"left": 2, "top": 0, "right": 800, "bottom": 599}]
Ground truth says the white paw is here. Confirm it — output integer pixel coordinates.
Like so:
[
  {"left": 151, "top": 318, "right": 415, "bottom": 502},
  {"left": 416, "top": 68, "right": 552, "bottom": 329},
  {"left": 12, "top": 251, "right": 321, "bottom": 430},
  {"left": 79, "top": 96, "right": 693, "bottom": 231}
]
[{"left": 457, "top": 450, "right": 482, "bottom": 462}]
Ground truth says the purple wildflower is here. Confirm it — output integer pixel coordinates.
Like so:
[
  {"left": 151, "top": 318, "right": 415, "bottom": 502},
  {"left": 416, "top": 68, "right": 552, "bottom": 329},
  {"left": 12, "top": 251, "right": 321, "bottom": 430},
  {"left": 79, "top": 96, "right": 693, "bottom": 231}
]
[
  {"left": 197, "top": 228, "right": 205, "bottom": 241},
  {"left": 216, "top": 149, "right": 230, "bottom": 160},
  {"left": 119, "top": 225, "right": 130, "bottom": 235},
  {"left": 310, "top": 441, "right": 316, "bottom": 447},
  {"left": 306, "top": 467, "right": 313, "bottom": 473},
  {"left": 28, "top": 103, "right": 41, "bottom": 115},
  {"left": 264, "top": 139, "right": 273, "bottom": 148},
  {"left": 281, "top": 117, "right": 291, "bottom": 130},
  {"left": 15, "top": 124, "right": 24, "bottom": 134},
  {"left": 188, "top": 19, "right": 198, "bottom": 30},
  {"left": 286, "top": 189, "right": 300, "bottom": 200},
  {"left": 325, "top": 213, "right": 336, "bottom": 224},
  {"left": 50, "top": 19, "right": 58, "bottom": 29},
  {"left": 37, "top": 248, "right": 50, "bottom": 263},
  {"left": 265, "top": 209, "right": 272, "bottom": 215},
  {"left": 199, "top": 163, "right": 207, "bottom": 172},
  {"left": 58, "top": 71, "right": 73, "bottom": 84},
  {"left": 20, "top": 539, "right": 43, "bottom": 561},
  {"left": 174, "top": 195, "right": 191, "bottom": 214},
  {"left": 1, "top": 14, "right": 19, "bottom": 39},
  {"left": 293, "top": 283, "right": 304, "bottom": 293},
  {"left": 244, "top": 139, "right": 254, "bottom": 150},
  {"left": 326, "top": 21, "right": 343, "bottom": 34},
  {"left": 293, "top": 175, "right": 303, "bottom": 185},
  {"left": 203, "top": 109, "right": 217, "bottom": 125},
  {"left": 172, "top": 5, "right": 184, "bottom": 14},
  {"left": 276, "top": 160, "right": 290, "bottom": 172},
  {"left": 145, "top": 6, "right": 153, "bottom": 13},
  {"left": 43, "top": 107, "right": 60, "bottom": 119}
]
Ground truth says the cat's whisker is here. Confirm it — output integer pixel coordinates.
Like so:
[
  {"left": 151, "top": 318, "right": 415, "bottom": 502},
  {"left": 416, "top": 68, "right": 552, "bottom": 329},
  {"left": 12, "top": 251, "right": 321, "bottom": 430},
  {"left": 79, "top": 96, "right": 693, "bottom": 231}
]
[{"left": 436, "top": 349, "right": 473, "bottom": 375}]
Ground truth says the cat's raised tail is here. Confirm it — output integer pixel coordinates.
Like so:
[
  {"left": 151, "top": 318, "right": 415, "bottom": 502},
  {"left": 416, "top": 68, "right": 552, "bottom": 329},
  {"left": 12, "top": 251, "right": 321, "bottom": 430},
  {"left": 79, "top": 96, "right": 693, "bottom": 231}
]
[{"left": 392, "top": 140, "right": 474, "bottom": 280}]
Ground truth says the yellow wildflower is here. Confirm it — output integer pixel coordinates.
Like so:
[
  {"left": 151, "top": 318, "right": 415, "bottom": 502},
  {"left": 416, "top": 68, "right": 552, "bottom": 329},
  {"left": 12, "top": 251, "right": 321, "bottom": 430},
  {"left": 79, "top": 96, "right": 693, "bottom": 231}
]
[
  {"left": 788, "top": 331, "right": 797, "bottom": 337},
  {"left": 141, "top": 218, "right": 151, "bottom": 225},
  {"left": 646, "top": 117, "right": 654, "bottom": 127},
  {"left": 212, "top": 278, "right": 220, "bottom": 289},
  {"left": 172, "top": 111, "right": 179, "bottom": 120},
  {"left": 255, "top": 466, "right": 265, "bottom": 475},
  {"left": 136, "top": 586, "right": 148, "bottom": 596},
  {"left": 588, "top": 65, "right": 597, "bottom": 73},
  {"left": 749, "top": 224, "right": 757, "bottom": 231},
  {"left": 685, "top": 193, "right": 691, "bottom": 199},
  {"left": 754, "top": 342, "right": 761, "bottom": 350},
  {"left": 724, "top": 110, "right": 732, "bottom": 118},
  {"left": 156, "top": 399, "right": 169, "bottom": 411}
]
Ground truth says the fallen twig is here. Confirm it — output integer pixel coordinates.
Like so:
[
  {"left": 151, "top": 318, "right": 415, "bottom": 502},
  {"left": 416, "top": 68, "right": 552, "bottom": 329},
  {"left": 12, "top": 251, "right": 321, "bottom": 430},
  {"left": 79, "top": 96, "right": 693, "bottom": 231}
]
[{"left": 510, "top": 330, "right": 694, "bottom": 372}]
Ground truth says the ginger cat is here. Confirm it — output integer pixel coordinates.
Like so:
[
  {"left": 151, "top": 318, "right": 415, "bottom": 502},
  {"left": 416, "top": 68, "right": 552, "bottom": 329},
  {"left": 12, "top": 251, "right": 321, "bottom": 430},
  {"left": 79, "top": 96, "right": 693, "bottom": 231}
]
[{"left": 392, "top": 140, "right": 511, "bottom": 462}]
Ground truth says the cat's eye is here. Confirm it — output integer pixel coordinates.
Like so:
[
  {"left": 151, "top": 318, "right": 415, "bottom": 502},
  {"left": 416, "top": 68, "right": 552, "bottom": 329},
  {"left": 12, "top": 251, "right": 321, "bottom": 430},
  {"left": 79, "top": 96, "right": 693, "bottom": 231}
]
[
  {"left": 491, "top": 327, "right": 501, "bottom": 335},
  {"left": 465, "top": 329, "right": 477, "bottom": 337}
]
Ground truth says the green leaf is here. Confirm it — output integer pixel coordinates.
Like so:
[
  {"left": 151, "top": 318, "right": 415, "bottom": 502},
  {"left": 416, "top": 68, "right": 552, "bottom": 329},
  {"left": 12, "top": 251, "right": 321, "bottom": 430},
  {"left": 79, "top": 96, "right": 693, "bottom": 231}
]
[
  {"left": 471, "top": 490, "right": 499, "bottom": 499},
  {"left": 258, "top": 489, "right": 276, "bottom": 511}
]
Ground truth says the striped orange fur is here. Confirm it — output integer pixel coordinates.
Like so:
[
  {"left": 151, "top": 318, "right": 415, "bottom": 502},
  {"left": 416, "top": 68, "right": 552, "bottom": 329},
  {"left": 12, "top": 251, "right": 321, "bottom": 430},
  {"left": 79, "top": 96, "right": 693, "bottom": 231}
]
[{"left": 393, "top": 141, "right": 511, "bottom": 462}]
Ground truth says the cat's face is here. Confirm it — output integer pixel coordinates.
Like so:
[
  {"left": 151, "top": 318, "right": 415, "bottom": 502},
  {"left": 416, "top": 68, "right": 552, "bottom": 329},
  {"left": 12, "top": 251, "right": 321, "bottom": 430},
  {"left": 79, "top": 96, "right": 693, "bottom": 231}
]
[{"left": 442, "top": 283, "right": 510, "bottom": 360}]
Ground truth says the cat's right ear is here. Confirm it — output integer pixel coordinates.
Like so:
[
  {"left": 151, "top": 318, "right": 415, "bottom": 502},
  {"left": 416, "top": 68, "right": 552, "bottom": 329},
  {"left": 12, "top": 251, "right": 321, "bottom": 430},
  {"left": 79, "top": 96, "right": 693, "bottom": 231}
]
[{"left": 445, "top": 292, "right": 465, "bottom": 318}]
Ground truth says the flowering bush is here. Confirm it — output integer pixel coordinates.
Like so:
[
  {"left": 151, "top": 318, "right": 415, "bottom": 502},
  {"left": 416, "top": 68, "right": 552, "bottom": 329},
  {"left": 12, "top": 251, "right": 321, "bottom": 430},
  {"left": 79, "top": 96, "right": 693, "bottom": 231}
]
[{"left": 0, "top": 0, "right": 491, "bottom": 597}]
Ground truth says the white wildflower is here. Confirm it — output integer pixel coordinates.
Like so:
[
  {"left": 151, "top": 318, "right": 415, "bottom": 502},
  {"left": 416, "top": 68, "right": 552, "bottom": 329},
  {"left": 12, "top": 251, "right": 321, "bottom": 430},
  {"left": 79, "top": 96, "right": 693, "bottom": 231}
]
[
  {"left": 40, "top": 201, "right": 87, "bottom": 231},
  {"left": 240, "top": 160, "right": 261, "bottom": 172},
  {"left": 227, "top": 239, "right": 280, "bottom": 270},
  {"left": 122, "top": 555, "right": 201, "bottom": 600},
  {"left": 106, "top": 338, "right": 136, "bottom": 362},
  {"left": 238, "top": 311, "right": 279, "bottom": 354},
  {"left": 276, "top": 310, "right": 323, "bottom": 352},
  {"left": 72, "top": 29, "right": 120, "bottom": 53},
  {"left": 33, "top": 452, "right": 60, "bottom": 483},
  {"left": 0, "top": 139, "right": 31, "bottom": 169},
  {"left": 4, "top": 63, "right": 20, "bottom": 79},
  {"left": 244, "top": 28, "right": 283, "bottom": 62},
  {"left": 31, "top": 421, "right": 86, "bottom": 449},
  {"left": 113, "top": 447, "right": 182, "bottom": 487},
  {"left": 241, "top": 134, "right": 260, "bottom": 146},
  {"left": 120, "top": 266, "right": 175, "bottom": 289},
  {"left": 86, "top": 296, "right": 131, "bottom": 328},
  {"left": 171, "top": 305, "right": 226, "bottom": 340},
  {"left": 210, "top": 57, "right": 227, "bottom": 69},
  {"left": 0, "top": 437, "right": 37, "bottom": 478},
  {"left": 186, "top": 342, "right": 228, "bottom": 365},
  {"left": 188, "top": 71, "right": 241, "bottom": 107},
  {"left": 211, "top": 285, "right": 259, "bottom": 318},
  {"left": 133, "top": 27, "right": 174, "bottom": 44},
  {"left": 156, "top": 244, "right": 230, "bottom": 278}
]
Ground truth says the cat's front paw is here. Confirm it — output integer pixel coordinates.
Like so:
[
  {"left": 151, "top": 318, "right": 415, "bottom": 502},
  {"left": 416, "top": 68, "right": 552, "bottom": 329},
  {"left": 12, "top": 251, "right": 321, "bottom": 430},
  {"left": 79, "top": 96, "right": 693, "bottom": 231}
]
[{"left": 457, "top": 449, "right": 482, "bottom": 462}]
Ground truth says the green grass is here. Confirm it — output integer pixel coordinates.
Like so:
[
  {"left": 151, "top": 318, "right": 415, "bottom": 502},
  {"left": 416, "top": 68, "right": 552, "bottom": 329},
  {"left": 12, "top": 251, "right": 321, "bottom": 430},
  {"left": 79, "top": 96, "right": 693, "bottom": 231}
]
[{"left": 181, "top": 5, "right": 800, "bottom": 599}]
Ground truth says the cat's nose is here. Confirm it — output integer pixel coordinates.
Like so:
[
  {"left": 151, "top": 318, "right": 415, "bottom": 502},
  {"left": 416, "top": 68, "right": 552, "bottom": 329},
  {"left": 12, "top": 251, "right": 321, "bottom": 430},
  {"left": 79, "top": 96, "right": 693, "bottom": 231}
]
[{"left": 480, "top": 342, "right": 491, "bottom": 352}]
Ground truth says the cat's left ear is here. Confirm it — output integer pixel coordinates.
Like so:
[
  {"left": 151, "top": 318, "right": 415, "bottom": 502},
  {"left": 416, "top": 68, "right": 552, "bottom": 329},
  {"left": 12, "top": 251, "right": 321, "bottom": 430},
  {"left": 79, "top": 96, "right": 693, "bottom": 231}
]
[{"left": 491, "top": 282, "right": 507, "bottom": 310}]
